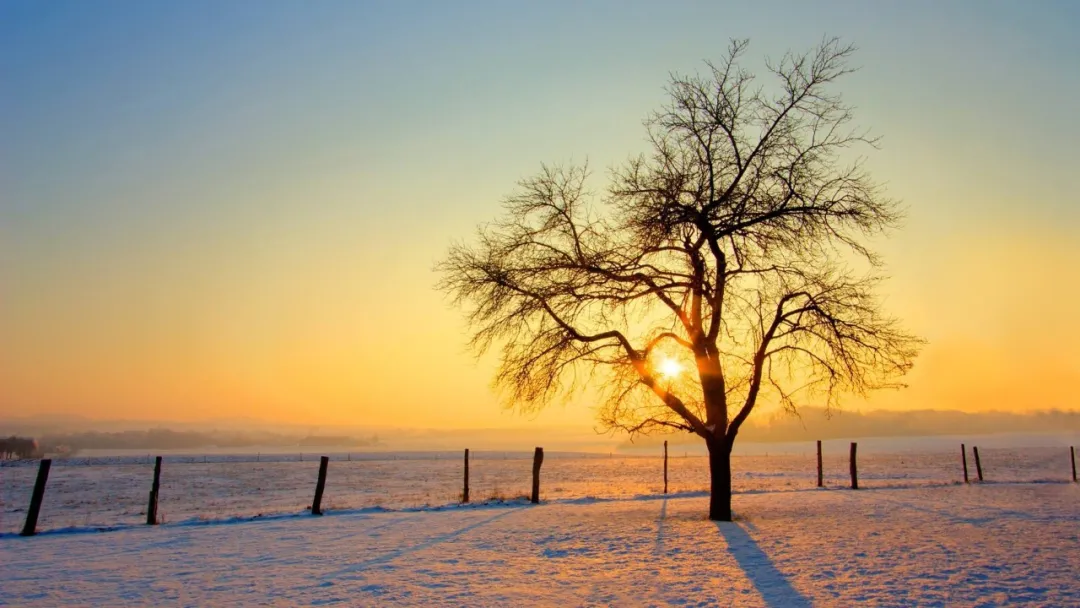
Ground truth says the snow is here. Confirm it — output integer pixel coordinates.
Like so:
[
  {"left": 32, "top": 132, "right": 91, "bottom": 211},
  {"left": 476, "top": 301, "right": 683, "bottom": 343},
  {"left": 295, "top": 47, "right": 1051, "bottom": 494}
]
[
  {"left": 2, "top": 483, "right": 1079, "bottom": 606},
  {"left": 4, "top": 445, "right": 1078, "bottom": 535}
]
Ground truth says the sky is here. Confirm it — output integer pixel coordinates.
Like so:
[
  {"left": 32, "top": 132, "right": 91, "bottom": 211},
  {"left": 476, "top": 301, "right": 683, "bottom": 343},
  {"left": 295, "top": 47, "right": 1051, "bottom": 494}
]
[{"left": 2, "top": 0, "right": 1079, "bottom": 431}]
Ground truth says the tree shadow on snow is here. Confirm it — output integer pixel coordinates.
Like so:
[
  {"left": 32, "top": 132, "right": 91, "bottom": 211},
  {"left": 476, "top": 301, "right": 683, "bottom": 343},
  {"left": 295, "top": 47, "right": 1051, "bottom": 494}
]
[
  {"left": 714, "top": 521, "right": 811, "bottom": 608},
  {"left": 654, "top": 498, "right": 668, "bottom": 555}
]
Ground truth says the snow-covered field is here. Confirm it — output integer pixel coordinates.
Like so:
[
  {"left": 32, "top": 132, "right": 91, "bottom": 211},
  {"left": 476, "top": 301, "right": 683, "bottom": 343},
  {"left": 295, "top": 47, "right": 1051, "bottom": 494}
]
[
  {"left": 2, "top": 483, "right": 1078, "bottom": 606},
  {"left": 2, "top": 443, "right": 1078, "bottom": 535}
]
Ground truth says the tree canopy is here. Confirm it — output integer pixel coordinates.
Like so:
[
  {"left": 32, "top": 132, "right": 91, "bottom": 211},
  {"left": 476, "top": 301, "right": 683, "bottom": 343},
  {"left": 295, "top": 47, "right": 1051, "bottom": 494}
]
[{"left": 438, "top": 37, "right": 921, "bottom": 451}]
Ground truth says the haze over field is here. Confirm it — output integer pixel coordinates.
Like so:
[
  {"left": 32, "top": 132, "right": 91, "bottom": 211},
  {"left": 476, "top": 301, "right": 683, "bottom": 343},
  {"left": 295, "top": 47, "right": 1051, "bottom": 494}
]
[{"left": 2, "top": 1, "right": 1079, "bottom": 435}]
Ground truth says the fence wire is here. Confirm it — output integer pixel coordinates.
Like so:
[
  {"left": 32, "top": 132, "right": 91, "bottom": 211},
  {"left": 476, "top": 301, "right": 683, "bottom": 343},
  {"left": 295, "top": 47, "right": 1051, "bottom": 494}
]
[{"left": 1, "top": 446, "right": 1076, "bottom": 535}]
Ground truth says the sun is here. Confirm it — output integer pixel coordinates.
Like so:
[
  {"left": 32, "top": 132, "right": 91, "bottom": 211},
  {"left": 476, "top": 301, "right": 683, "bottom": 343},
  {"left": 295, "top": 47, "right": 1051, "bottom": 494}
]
[{"left": 657, "top": 357, "right": 683, "bottom": 380}]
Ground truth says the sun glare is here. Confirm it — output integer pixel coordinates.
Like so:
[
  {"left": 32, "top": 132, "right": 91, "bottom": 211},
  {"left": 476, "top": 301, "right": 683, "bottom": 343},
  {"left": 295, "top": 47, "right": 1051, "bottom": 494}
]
[{"left": 657, "top": 358, "right": 682, "bottom": 380}]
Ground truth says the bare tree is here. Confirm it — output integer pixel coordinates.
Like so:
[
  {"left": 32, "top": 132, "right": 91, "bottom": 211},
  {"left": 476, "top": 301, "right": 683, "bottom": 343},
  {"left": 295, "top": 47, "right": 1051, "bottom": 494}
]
[{"left": 437, "top": 38, "right": 922, "bottom": 520}]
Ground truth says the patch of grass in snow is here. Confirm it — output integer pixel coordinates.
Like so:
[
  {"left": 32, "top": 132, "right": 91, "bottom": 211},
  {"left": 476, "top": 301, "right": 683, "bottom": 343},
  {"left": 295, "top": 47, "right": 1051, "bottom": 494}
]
[{"left": 478, "top": 486, "right": 530, "bottom": 504}]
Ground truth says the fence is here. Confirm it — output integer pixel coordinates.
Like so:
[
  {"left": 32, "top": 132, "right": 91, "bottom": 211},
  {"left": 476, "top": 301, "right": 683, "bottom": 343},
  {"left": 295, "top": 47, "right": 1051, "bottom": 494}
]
[{"left": 2, "top": 443, "right": 1077, "bottom": 536}]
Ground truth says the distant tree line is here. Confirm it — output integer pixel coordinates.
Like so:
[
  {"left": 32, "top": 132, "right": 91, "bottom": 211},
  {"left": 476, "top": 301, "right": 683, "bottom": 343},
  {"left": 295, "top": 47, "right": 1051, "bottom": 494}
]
[
  {"left": 23, "top": 429, "right": 380, "bottom": 454},
  {"left": 0, "top": 436, "right": 41, "bottom": 459}
]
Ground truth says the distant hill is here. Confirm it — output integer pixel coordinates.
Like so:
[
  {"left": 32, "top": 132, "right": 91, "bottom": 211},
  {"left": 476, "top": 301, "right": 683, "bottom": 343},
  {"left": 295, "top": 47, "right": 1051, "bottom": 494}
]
[
  {"left": 298, "top": 435, "right": 373, "bottom": 447},
  {"left": 621, "top": 408, "right": 1080, "bottom": 447},
  {"left": 29, "top": 429, "right": 379, "bottom": 453}
]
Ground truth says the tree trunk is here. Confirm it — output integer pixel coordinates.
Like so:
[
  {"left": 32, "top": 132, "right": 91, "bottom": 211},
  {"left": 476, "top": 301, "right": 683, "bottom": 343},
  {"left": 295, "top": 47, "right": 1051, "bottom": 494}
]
[{"left": 707, "top": 437, "right": 732, "bottom": 521}]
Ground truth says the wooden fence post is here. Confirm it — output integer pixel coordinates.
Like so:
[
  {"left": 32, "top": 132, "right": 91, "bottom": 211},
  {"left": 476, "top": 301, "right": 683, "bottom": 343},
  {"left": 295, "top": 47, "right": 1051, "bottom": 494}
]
[
  {"left": 21, "top": 459, "right": 52, "bottom": 536},
  {"left": 816, "top": 440, "right": 823, "bottom": 488},
  {"left": 463, "top": 449, "right": 470, "bottom": 503},
  {"left": 663, "top": 440, "right": 669, "bottom": 494},
  {"left": 849, "top": 442, "right": 858, "bottom": 490},
  {"left": 147, "top": 456, "right": 163, "bottom": 525},
  {"left": 312, "top": 456, "right": 329, "bottom": 515},
  {"left": 961, "top": 443, "right": 969, "bottom": 484},
  {"left": 1071, "top": 446, "right": 1076, "bottom": 483},
  {"left": 531, "top": 447, "right": 544, "bottom": 504},
  {"left": 973, "top": 446, "right": 983, "bottom": 482}
]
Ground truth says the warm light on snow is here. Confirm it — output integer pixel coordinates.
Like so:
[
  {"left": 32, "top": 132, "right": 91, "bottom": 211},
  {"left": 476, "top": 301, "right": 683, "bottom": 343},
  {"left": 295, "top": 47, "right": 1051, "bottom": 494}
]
[
  {"left": 657, "top": 358, "right": 683, "bottom": 380},
  {"left": 4, "top": 483, "right": 1078, "bottom": 605}
]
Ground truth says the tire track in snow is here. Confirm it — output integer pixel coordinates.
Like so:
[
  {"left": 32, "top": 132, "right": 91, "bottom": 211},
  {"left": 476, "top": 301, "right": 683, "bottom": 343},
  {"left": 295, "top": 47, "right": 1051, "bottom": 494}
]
[
  {"left": 843, "top": 487, "right": 1078, "bottom": 527},
  {"left": 79, "top": 511, "right": 427, "bottom": 563},
  {"left": 310, "top": 510, "right": 430, "bottom": 546},
  {"left": 838, "top": 489, "right": 993, "bottom": 528},
  {"left": 319, "top": 506, "right": 525, "bottom": 579}
]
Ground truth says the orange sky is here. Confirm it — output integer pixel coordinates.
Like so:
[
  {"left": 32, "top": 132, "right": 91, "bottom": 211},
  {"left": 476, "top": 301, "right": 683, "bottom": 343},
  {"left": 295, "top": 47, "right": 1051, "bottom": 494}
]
[{"left": 2, "top": 2, "right": 1079, "bottom": 429}]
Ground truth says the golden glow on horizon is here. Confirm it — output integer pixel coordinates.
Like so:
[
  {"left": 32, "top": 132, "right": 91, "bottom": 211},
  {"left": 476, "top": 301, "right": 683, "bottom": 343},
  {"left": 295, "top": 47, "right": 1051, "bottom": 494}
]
[
  {"left": 4, "top": 215, "right": 1080, "bottom": 428},
  {"left": 3, "top": 8, "right": 1079, "bottom": 430}
]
